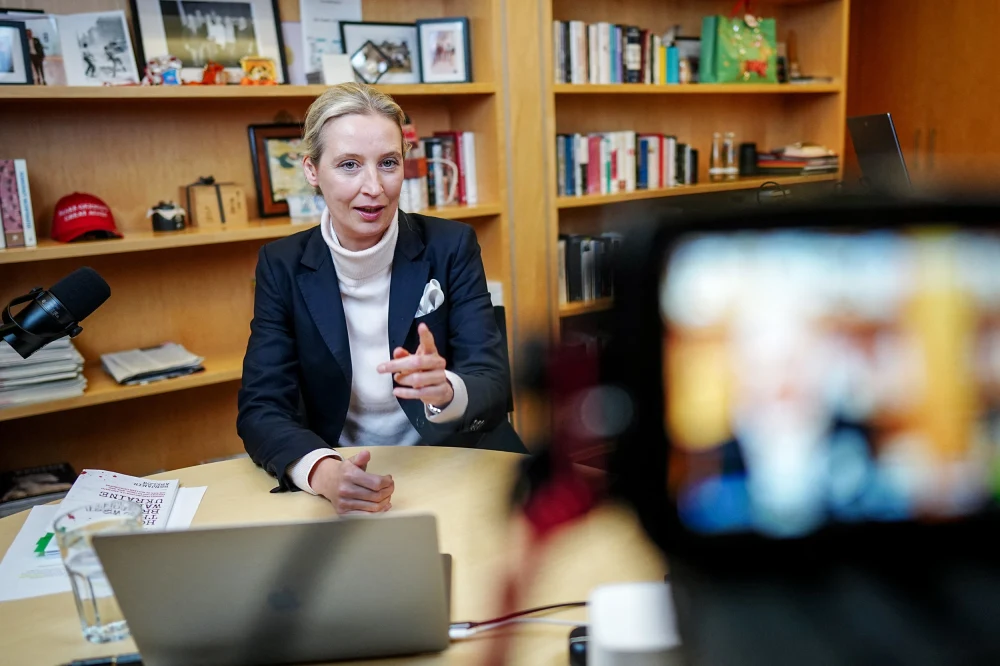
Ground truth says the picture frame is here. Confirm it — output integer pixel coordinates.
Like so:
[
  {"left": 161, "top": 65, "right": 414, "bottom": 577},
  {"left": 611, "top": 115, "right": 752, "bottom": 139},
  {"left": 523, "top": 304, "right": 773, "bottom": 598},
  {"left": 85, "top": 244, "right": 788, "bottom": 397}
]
[
  {"left": 247, "top": 123, "right": 316, "bottom": 218},
  {"left": 130, "top": 0, "right": 288, "bottom": 84},
  {"left": 416, "top": 17, "right": 471, "bottom": 84},
  {"left": 57, "top": 11, "right": 140, "bottom": 86},
  {"left": 0, "top": 20, "right": 34, "bottom": 85},
  {"left": 339, "top": 21, "right": 420, "bottom": 85}
]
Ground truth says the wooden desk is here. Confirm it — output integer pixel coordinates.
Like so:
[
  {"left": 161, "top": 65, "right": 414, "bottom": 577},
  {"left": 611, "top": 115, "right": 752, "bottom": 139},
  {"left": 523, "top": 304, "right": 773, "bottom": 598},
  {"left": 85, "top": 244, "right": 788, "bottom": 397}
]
[{"left": 0, "top": 447, "right": 665, "bottom": 665}]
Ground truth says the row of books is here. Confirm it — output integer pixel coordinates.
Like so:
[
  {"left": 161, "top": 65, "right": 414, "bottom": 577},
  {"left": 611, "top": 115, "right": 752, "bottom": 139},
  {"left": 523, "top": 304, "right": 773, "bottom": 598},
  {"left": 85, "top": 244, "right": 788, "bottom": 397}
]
[
  {"left": 558, "top": 233, "right": 623, "bottom": 305},
  {"left": 557, "top": 132, "right": 698, "bottom": 197},
  {"left": 400, "top": 131, "right": 479, "bottom": 214},
  {"left": 0, "top": 339, "right": 86, "bottom": 409},
  {"left": 554, "top": 20, "right": 680, "bottom": 85},
  {"left": 0, "top": 159, "right": 37, "bottom": 249}
]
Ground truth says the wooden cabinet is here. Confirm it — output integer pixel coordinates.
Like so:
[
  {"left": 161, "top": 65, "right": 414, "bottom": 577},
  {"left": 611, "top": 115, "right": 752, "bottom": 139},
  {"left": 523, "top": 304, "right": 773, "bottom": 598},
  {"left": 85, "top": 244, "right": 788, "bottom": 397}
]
[{"left": 848, "top": 0, "right": 1000, "bottom": 189}]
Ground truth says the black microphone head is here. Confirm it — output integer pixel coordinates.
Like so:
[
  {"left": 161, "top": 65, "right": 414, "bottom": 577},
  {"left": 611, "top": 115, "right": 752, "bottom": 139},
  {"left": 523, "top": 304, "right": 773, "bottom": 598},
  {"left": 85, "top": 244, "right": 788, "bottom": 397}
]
[{"left": 49, "top": 267, "right": 110, "bottom": 322}]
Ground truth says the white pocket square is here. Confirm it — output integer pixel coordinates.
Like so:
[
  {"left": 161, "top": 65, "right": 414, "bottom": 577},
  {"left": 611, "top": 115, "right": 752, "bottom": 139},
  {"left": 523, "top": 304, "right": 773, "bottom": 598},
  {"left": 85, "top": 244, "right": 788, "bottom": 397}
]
[{"left": 415, "top": 279, "right": 445, "bottom": 318}]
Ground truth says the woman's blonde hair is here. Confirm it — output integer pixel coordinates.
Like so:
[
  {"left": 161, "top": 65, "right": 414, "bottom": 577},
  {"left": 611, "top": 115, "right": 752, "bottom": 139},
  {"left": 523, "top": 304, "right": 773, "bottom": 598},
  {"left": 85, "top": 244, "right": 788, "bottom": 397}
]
[{"left": 302, "top": 82, "right": 409, "bottom": 165}]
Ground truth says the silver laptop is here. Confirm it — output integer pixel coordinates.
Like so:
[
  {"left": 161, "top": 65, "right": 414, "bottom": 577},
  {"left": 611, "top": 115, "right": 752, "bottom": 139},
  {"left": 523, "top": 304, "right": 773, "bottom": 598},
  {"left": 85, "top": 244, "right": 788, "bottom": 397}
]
[{"left": 93, "top": 513, "right": 450, "bottom": 666}]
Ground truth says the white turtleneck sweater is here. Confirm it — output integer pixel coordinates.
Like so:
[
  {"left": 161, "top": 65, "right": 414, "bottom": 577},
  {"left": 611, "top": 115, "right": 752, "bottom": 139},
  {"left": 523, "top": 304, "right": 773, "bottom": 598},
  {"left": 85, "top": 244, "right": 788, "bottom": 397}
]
[{"left": 287, "top": 209, "right": 468, "bottom": 494}]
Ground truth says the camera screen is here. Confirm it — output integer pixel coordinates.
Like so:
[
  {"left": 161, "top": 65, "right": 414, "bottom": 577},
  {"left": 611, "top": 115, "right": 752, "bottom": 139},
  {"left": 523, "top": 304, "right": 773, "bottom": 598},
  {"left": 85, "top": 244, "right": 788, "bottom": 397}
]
[{"left": 661, "top": 230, "right": 1000, "bottom": 537}]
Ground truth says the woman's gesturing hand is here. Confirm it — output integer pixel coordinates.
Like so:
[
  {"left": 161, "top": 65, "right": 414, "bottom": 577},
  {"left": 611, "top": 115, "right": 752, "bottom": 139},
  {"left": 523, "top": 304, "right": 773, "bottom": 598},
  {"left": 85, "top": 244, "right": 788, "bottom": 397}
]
[{"left": 377, "top": 323, "right": 454, "bottom": 407}]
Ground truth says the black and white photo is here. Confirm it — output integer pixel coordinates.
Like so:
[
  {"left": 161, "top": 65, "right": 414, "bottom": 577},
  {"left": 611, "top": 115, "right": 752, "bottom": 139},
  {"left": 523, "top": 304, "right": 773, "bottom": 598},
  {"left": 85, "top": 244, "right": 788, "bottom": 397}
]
[
  {"left": 0, "top": 20, "right": 34, "bottom": 85},
  {"left": 417, "top": 17, "right": 471, "bottom": 84},
  {"left": 131, "top": 0, "right": 287, "bottom": 83},
  {"left": 57, "top": 11, "right": 139, "bottom": 86},
  {"left": 340, "top": 21, "right": 419, "bottom": 84}
]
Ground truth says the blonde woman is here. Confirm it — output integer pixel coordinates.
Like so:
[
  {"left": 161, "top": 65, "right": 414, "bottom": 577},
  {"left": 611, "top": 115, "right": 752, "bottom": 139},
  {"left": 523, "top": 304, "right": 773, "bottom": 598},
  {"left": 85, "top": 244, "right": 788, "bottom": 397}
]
[{"left": 238, "top": 83, "right": 520, "bottom": 513}]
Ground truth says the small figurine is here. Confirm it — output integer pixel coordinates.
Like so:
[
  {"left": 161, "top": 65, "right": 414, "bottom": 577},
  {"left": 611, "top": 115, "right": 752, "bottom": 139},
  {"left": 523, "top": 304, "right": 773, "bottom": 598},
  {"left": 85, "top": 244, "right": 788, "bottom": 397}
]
[
  {"left": 147, "top": 201, "right": 186, "bottom": 232},
  {"left": 142, "top": 55, "right": 182, "bottom": 85},
  {"left": 239, "top": 56, "right": 278, "bottom": 85},
  {"left": 185, "top": 61, "right": 228, "bottom": 85}
]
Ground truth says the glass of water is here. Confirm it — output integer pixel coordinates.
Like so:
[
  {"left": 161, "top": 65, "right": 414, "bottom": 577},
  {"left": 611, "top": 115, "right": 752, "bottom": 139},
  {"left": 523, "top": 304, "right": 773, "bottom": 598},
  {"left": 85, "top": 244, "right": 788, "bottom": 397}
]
[{"left": 53, "top": 500, "right": 144, "bottom": 643}]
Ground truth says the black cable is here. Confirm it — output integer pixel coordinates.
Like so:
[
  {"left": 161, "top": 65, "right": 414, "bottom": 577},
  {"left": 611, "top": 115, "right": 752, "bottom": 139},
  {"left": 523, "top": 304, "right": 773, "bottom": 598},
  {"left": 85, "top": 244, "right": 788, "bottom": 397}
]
[{"left": 451, "top": 601, "right": 587, "bottom": 630}]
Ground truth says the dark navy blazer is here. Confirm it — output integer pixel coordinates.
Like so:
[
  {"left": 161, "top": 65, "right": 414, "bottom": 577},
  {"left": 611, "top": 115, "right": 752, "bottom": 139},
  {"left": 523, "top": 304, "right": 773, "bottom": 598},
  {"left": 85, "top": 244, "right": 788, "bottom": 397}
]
[{"left": 237, "top": 211, "right": 512, "bottom": 490}]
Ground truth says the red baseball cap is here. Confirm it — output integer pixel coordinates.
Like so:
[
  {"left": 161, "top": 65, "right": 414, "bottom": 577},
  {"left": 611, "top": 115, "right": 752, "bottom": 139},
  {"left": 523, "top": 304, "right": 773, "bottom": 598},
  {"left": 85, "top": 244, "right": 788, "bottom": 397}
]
[{"left": 51, "top": 193, "right": 123, "bottom": 243}]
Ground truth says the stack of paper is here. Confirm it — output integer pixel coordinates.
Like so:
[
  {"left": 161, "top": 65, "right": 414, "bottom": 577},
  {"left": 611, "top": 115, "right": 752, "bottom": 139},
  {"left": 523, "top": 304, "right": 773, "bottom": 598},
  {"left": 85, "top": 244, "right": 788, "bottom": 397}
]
[
  {"left": 0, "top": 468, "right": 207, "bottom": 603},
  {"left": 0, "top": 339, "right": 87, "bottom": 409},
  {"left": 101, "top": 342, "right": 204, "bottom": 385}
]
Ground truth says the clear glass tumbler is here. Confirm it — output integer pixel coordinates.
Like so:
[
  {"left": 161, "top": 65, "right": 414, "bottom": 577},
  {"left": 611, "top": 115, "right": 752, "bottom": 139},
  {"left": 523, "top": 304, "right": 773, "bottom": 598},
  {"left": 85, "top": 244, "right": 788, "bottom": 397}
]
[{"left": 53, "top": 500, "right": 144, "bottom": 643}]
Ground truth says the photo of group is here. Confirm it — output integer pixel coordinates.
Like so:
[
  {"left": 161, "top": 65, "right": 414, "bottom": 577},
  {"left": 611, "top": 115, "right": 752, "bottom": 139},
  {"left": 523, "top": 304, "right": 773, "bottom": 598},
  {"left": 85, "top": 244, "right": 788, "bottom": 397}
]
[
  {"left": 132, "top": 0, "right": 286, "bottom": 83},
  {"left": 57, "top": 11, "right": 139, "bottom": 86},
  {"left": 160, "top": 0, "right": 258, "bottom": 68}
]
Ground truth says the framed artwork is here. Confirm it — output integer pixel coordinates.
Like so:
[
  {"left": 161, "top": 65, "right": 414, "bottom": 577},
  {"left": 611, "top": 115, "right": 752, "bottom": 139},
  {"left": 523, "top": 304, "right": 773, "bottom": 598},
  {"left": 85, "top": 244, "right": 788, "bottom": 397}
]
[
  {"left": 0, "top": 20, "right": 34, "bottom": 85},
  {"left": 23, "top": 16, "right": 65, "bottom": 85},
  {"left": 417, "top": 17, "right": 471, "bottom": 84},
  {"left": 130, "top": 0, "right": 288, "bottom": 84},
  {"left": 248, "top": 123, "right": 316, "bottom": 218},
  {"left": 339, "top": 21, "right": 419, "bottom": 84},
  {"left": 57, "top": 11, "right": 140, "bottom": 86}
]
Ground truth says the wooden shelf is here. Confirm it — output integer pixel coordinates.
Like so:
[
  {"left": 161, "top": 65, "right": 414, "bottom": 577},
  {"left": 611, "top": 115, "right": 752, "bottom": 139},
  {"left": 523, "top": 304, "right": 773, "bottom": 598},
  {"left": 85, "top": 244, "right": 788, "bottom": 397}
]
[
  {"left": 553, "top": 83, "right": 841, "bottom": 95},
  {"left": 0, "top": 353, "right": 244, "bottom": 422},
  {"left": 0, "top": 83, "right": 496, "bottom": 101},
  {"left": 556, "top": 175, "right": 839, "bottom": 209},
  {"left": 559, "top": 297, "right": 614, "bottom": 318},
  {"left": 0, "top": 204, "right": 501, "bottom": 265}
]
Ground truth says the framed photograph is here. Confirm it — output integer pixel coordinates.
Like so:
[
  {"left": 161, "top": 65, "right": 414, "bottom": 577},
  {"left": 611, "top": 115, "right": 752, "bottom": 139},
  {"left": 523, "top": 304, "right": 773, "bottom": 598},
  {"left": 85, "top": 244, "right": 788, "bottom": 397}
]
[
  {"left": 57, "top": 11, "right": 140, "bottom": 86},
  {"left": 24, "top": 16, "right": 65, "bottom": 85},
  {"left": 130, "top": 0, "right": 288, "bottom": 84},
  {"left": 417, "top": 17, "right": 471, "bottom": 84},
  {"left": 248, "top": 123, "right": 316, "bottom": 218},
  {"left": 339, "top": 21, "right": 419, "bottom": 85},
  {"left": 0, "top": 20, "right": 34, "bottom": 85}
]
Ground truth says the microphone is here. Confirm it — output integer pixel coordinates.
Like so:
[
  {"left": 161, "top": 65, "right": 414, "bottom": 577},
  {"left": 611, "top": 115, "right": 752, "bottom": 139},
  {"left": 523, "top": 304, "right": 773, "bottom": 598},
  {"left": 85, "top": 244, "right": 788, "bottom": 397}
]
[{"left": 0, "top": 267, "right": 111, "bottom": 359}]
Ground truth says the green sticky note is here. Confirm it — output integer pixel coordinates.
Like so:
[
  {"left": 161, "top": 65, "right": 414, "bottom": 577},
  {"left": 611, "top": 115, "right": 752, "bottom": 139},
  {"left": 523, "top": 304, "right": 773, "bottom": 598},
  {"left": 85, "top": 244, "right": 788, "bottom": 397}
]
[{"left": 34, "top": 532, "right": 54, "bottom": 556}]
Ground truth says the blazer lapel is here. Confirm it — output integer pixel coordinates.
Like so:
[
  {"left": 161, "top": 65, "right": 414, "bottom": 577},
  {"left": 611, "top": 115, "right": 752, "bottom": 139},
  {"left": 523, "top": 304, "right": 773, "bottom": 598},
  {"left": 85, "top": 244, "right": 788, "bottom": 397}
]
[
  {"left": 297, "top": 228, "right": 352, "bottom": 384},
  {"left": 388, "top": 212, "right": 429, "bottom": 352}
]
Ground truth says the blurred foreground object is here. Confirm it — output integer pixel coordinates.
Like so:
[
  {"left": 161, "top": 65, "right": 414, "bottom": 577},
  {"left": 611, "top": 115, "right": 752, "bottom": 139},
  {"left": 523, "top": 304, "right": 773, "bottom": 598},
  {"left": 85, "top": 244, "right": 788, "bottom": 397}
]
[{"left": 609, "top": 195, "right": 1000, "bottom": 665}]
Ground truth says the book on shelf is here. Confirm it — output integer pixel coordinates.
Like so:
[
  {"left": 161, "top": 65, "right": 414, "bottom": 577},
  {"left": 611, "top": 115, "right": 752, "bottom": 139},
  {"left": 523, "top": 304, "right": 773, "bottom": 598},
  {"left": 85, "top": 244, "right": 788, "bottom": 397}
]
[
  {"left": 557, "top": 131, "right": 686, "bottom": 196},
  {"left": 0, "top": 159, "right": 37, "bottom": 249},
  {"left": 558, "top": 232, "right": 622, "bottom": 307},
  {"left": 400, "top": 132, "right": 479, "bottom": 213},
  {"left": 553, "top": 20, "right": 686, "bottom": 86},
  {"left": 0, "top": 338, "right": 86, "bottom": 409},
  {"left": 757, "top": 146, "right": 839, "bottom": 175}
]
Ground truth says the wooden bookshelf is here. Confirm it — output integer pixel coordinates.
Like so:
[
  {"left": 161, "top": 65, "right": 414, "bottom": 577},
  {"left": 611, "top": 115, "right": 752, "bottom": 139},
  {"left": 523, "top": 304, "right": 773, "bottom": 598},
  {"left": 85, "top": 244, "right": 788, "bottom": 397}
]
[
  {"left": 534, "top": 0, "right": 852, "bottom": 340},
  {"left": 556, "top": 174, "right": 838, "bottom": 208},
  {"left": 553, "top": 82, "right": 842, "bottom": 94},
  {"left": 0, "top": 0, "right": 514, "bottom": 477},
  {"left": 0, "top": 353, "right": 244, "bottom": 423},
  {"left": 559, "top": 298, "right": 615, "bottom": 318},
  {"left": 0, "top": 83, "right": 496, "bottom": 101},
  {"left": 0, "top": 203, "right": 502, "bottom": 265}
]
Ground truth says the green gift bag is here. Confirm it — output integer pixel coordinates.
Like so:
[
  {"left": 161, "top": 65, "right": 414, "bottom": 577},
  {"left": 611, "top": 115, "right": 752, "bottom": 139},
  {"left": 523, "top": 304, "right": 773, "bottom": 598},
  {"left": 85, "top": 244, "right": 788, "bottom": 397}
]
[{"left": 700, "top": 2, "right": 778, "bottom": 84}]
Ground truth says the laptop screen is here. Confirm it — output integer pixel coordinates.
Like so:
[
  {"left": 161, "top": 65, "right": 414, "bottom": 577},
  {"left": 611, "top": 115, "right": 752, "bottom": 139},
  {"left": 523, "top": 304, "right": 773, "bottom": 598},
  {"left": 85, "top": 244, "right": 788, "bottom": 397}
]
[{"left": 848, "top": 113, "right": 912, "bottom": 194}]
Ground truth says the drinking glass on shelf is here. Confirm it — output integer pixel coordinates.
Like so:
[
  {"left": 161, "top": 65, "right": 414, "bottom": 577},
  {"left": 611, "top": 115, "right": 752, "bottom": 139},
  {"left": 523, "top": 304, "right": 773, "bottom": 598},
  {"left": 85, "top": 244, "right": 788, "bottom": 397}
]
[{"left": 53, "top": 500, "right": 144, "bottom": 643}]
